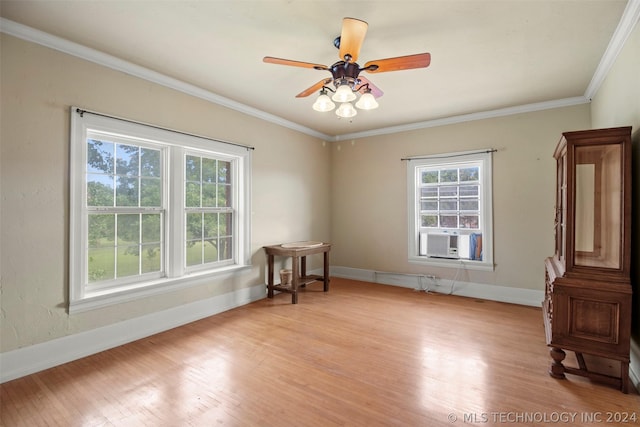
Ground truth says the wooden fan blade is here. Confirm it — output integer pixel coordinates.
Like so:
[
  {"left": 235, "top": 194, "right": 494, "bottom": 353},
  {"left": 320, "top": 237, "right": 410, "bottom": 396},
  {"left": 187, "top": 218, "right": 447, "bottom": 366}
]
[
  {"left": 339, "top": 17, "right": 368, "bottom": 63},
  {"left": 363, "top": 53, "right": 431, "bottom": 73},
  {"left": 357, "top": 76, "right": 383, "bottom": 98},
  {"left": 296, "top": 78, "right": 333, "bottom": 98},
  {"left": 263, "top": 56, "right": 329, "bottom": 70}
]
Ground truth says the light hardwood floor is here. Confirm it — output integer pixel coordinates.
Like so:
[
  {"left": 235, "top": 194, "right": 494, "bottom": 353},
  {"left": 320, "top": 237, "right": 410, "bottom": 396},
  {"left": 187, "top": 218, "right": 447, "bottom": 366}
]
[{"left": 1, "top": 278, "right": 638, "bottom": 426}]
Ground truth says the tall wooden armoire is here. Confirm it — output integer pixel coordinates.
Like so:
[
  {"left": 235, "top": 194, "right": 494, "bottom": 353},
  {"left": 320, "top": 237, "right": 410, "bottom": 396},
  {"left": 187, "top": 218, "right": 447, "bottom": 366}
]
[{"left": 543, "top": 126, "right": 632, "bottom": 393}]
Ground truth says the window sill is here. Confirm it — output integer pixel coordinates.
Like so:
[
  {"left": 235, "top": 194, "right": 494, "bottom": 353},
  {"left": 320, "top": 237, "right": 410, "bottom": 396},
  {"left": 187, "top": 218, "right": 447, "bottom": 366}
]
[
  {"left": 409, "top": 256, "right": 495, "bottom": 271},
  {"left": 69, "top": 264, "right": 252, "bottom": 314}
]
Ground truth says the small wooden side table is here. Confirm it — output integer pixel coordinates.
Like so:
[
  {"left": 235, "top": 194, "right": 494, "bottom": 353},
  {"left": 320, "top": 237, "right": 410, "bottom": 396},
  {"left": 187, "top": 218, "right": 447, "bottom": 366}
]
[{"left": 264, "top": 242, "right": 331, "bottom": 304}]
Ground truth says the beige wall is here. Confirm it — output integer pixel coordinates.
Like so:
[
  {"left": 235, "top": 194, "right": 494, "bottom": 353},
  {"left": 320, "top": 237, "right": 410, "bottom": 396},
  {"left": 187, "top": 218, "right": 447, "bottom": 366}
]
[
  {"left": 590, "top": 22, "right": 640, "bottom": 338},
  {"left": 330, "top": 105, "right": 591, "bottom": 290},
  {"left": 0, "top": 34, "right": 331, "bottom": 352}
]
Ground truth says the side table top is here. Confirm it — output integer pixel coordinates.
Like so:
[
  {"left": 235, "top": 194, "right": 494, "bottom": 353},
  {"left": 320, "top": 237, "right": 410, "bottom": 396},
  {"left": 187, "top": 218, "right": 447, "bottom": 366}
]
[
  {"left": 264, "top": 242, "right": 331, "bottom": 256},
  {"left": 281, "top": 241, "right": 323, "bottom": 249}
]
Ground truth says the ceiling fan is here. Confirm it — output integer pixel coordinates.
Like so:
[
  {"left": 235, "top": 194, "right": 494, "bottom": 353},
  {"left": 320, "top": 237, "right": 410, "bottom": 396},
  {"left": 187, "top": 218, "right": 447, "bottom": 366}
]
[{"left": 263, "top": 17, "right": 431, "bottom": 118}]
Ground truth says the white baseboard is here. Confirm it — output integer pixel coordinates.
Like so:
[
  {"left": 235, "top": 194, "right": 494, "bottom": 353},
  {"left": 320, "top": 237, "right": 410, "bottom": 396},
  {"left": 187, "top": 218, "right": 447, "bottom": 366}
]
[
  {"left": 0, "top": 284, "right": 266, "bottom": 384},
  {"left": 331, "top": 266, "right": 545, "bottom": 307}
]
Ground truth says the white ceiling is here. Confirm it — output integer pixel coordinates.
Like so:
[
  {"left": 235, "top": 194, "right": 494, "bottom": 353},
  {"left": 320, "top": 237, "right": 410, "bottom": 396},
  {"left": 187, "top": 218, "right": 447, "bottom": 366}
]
[{"left": 1, "top": 1, "right": 637, "bottom": 140}]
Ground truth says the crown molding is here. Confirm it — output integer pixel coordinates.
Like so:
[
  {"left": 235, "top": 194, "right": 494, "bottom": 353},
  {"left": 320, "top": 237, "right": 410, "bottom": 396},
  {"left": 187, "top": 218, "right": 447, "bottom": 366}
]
[
  {"left": 0, "top": 18, "right": 332, "bottom": 141},
  {"left": 584, "top": 0, "right": 640, "bottom": 100},
  {"left": 2, "top": 2, "right": 637, "bottom": 143},
  {"left": 334, "top": 96, "right": 590, "bottom": 141}
]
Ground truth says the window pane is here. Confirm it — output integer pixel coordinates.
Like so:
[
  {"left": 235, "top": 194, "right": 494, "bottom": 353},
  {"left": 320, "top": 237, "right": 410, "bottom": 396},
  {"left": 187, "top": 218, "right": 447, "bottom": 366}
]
[
  {"left": 439, "top": 215, "right": 458, "bottom": 228},
  {"left": 88, "top": 214, "right": 115, "bottom": 247},
  {"left": 460, "top": 215, "right": 479, "bottom": 229},
  {"left": 140, "top": 178, "right": 161, "bottom": 206},
  {"left": 218, "top": 161, "right": 231, "bottom": 183},
  {"left": 421, "top": 170, "right": 438, "bottom": 184},
  {"left": 186, "top": 241, "right": 202, "bottom": 266},
  {"left": 460, "top": 167, "right": 479, "bottom": 182},
  {"left": 117, "top": 214, "right": 139, "bottom": 244},
  {"left": 140, "top": 148, "right": 160, "bottom": 177},
  {"left": 116, "top": 145, "right": 139, "bottom": 176},
  {"left": 87, "top": 140, "right": 114, "bottom": 174},
  {"left": 460, "top": 185, "right": 479, "bottom": 197},
  {"left": 218, "top": 184, "right": 231, "bottom": 207},
  {"left": 116, "top": 177, "right": 139, "bottom": 206},
  {"left": 219, "top": 213, "right": 232, "bottom": 236},
  {"left": 141, "top": 214, "right": 161, "bottom": 243},
  {"left": 185, "top": 155, "right": 200, "bottom": 181},
  {"left": 460, "top": 200, "right": 479, "bottom": 211},
  {"left": 219, "top": 237, "right": 232, "bottom": 261},
  {"left": 88, "top": 247, "right": 115, "bottom": 283},
  {"left": 87, "top": 174, "right": 114, "bottom": 207},
  {"left": 440, "top": 169, "right": 458, "bottom": 183},
  {"left": 439, "top": 186, "right": 458, "bottom": 197},
  {"left": 421, "top": 200, "right": 438, "bottom": 211},
  {"left": 421, "top": 215, "right": 437, "bottom": 227},
  {"left": 202, "top": 158, "right": 216, "bottom": 183},
  {"left": 186, "top": 213, "right": 202, "bottom": 240},
  {"left": 202, "top": 183, "right": 216, "bottom": 207},
  {"left": 440, "top": 200, "right": 458, "bottom": 211},
  {"left": 421, "top": 187, "right": 438, "bottom": 198},
  {"left": 185, "top": 182, "right": 201, "bottom": 207},
  {"left": 203, "top": 213, "right": 218, "bottom": 239},
  {"left": 117, "top": 245, "right": 139, "bottom": 278},
  {"left": 88, "top": 214, "right": 116, "bottom": 283},
  {"left": 204, "top": 240, "right": 218, "bottom": 263},
  {"left": 141, "top": 244, "right": 161, "bottom": 274}
]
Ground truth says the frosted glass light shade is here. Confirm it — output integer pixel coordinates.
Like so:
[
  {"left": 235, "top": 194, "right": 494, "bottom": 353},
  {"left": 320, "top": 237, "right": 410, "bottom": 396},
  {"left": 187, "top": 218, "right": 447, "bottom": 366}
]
[
  {"left": 335, "top": 102, "right": 357, "bottom": 118},
  {"left": 332, "top": 84, "right": 357, "bottom": 102},
  {"left": 355, "top": 92, "right": 379, "bottom": 110},
  {"left": 312, "top": 93, "right": 335, "bottom": 112}
]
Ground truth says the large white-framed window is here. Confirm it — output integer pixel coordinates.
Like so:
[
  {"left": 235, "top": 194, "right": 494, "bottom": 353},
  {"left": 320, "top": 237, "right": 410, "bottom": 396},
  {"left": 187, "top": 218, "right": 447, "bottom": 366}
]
[
  {"left": 407, "top": 149, "right": 494, "bottom": 270},
  {"left": 70, "top": 108, "right": 252, "bottom": 313}
]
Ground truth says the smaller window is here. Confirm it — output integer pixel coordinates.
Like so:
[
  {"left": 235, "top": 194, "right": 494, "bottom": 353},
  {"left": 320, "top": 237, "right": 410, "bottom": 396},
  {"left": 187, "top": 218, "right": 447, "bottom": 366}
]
[{"left": 407, "top": 150, "right": 493, "bottom": 270}]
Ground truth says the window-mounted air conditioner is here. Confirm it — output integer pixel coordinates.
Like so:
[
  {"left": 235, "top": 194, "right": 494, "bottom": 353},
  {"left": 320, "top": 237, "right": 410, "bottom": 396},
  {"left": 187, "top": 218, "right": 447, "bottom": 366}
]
[{"left": 420, "top": 232, "right": 459, "bottom": 259}]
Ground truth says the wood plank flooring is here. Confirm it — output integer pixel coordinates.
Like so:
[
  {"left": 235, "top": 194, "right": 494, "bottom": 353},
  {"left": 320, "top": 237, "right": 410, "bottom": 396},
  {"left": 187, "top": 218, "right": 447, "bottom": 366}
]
[{"left": 1, "top": 278, "right": 638, "bottom": 426}]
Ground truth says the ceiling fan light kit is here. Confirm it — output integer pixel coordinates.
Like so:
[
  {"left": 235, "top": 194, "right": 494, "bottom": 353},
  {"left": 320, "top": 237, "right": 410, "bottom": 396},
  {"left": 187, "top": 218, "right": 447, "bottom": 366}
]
[
  {"left": 332, "top": 81, "right": 357, "bottom": 102},
  {"left": 335, "top": 102, "right": 358, "bottom": 118},
  {"left": 355, "top": 89, "right": 379, "bottom": 110},
  {"left": 264, "top": 17, "right": 431, "bottom": 121},
  {"left": 312, "top": 90, "right": 336, "bottom": 112}
]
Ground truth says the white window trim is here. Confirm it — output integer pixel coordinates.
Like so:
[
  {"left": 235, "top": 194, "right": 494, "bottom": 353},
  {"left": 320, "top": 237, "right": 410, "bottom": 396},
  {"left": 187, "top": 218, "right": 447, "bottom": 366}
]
[
  {"left": 69, "top": 107, "right": 252, "bottom": 313},
  {"left": 406, "top": 149, "right": 494, "bottom": 271}
]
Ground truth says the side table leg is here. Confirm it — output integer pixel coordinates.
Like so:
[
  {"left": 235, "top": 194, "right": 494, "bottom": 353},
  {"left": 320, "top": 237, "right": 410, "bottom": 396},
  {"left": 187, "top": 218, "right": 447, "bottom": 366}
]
[
  {"left": 301, "top": 256, "right": 307, "bottom": 278},
  {"left": 299, "top": 256, "right": 307, "bottom": 288},
  {"left": 267, "top": 254, "right": 274, "bottom": 298},
  {"left": 323, "top": 250, "right": 330, "bottom": 292},
  {"left": 291, "top": 256, "right": 299, "bottom": 304}
]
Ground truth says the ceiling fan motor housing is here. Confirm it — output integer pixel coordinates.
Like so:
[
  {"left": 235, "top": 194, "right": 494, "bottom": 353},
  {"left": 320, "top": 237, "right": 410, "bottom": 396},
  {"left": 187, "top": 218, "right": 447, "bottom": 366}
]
[{"left": 330, "top": 61, "right": 361, "bottom": 89}]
